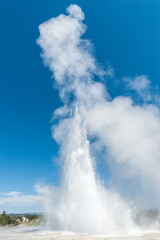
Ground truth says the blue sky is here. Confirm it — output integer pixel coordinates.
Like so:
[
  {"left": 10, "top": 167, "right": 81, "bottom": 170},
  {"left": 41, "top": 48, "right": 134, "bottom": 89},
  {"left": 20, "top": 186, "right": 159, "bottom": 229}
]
[{"left": 0, "top": 0, "right": 160, "bottom": 213}]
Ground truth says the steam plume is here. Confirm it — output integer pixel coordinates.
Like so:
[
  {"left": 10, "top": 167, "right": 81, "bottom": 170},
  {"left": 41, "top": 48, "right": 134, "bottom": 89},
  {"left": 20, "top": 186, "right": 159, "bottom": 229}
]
[{"left": 37, "top": 4, "right": 160, "bottom": 234}]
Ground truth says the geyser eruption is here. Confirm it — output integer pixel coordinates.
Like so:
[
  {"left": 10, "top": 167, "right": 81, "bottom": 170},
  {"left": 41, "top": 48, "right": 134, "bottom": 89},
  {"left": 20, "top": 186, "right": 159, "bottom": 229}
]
[
  {"left": 37, "top": 107, "right": 137, "bottom": 234},
  {"left": 36, "top": 4, "right": 138, "bottom": 234},
  {"left": 37, "top": 3, "right": 160, "bottom": 235}
]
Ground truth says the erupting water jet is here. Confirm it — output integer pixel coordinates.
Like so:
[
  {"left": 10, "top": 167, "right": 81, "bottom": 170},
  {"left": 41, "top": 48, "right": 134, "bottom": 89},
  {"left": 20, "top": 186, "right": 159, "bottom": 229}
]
[{"left": 36, "top": 3, "right": 160, "bottom": 235}]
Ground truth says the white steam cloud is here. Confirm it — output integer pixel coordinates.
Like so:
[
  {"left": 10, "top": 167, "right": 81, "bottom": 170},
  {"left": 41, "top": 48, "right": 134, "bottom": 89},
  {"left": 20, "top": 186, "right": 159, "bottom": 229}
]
[
  {"left": 37, "top": 4, "right": 160, "bottom": 234},
  {"left": 124, "top": 75, "right": 151, "bottom": 101}
]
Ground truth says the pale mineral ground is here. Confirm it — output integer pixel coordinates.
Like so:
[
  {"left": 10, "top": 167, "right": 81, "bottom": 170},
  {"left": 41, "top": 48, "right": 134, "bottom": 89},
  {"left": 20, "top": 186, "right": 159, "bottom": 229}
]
[{"left": 0, "top": 226, "right": 160, "bottom": 240}]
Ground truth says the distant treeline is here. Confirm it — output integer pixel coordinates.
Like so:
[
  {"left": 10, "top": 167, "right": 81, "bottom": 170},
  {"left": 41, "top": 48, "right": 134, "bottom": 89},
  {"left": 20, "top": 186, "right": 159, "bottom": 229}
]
[{"left": 0, "top": 211, "right": 42, "bottom": 226}]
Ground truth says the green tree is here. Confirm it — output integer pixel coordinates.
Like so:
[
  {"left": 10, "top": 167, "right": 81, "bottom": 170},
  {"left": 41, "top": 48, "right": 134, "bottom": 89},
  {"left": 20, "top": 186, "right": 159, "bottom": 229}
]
[{"left": 0, "top": 211, "right": 12, "bottom": 226}]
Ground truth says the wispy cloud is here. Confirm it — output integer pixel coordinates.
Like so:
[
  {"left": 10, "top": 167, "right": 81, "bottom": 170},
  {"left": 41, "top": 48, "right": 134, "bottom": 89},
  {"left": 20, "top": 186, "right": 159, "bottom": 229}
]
[
  {"left": 123, "top": 75, "right": 151, "bottom": 101},
  {"left": 0, "top": 191, "right": 21, "bottom": 197},
  {"left": 0, "top": 191, "right": 42, "bottom": 207}
]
